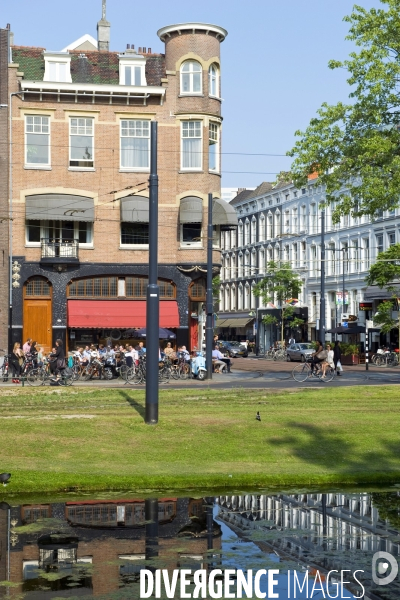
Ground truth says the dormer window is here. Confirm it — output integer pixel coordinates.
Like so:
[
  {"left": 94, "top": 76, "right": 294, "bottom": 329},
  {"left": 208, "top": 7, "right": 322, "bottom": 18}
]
[
  {"left": 119, "top": 52, "right": 147, "bottom": 86},
  {"left": 124, "top": 66, "right": 141, "bottom": 86},
  {"left": 44, "top": 52, "right": 72, "bottom": 83}
]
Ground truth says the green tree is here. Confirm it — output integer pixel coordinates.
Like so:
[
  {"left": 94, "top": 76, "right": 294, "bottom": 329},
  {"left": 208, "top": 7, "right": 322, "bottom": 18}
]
[
  {"left": 254, "top": 261, "right": 303, "bottom": 343},
  {"left": 288, "top": 0, "right": 400, "bottom": 221},
  {"left": 366, "top": 242, "right": 400, "bottom": 333}
]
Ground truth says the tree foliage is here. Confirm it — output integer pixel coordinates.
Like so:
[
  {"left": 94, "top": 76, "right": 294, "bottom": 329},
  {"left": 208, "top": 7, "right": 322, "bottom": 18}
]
[
  {"left": 366, "top": 243, "right": 400, "bottom": 332},
  {"left": 254, "top": 262, "right": 304, "bottom": 336},
  {"left": 288, "top": 0, "right": 400, "bottom": 221}
]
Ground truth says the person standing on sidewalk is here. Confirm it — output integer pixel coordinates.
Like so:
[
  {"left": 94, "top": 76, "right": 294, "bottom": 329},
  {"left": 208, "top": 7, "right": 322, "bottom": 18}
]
[{"left": 333, "top": 340, "right": 342, "bottom": 376}]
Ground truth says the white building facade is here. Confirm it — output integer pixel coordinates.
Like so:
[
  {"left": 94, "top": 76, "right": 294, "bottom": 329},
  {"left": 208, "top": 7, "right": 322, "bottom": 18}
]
[{"left": 218, "top": 178, "right": 400, "bottom": 352}]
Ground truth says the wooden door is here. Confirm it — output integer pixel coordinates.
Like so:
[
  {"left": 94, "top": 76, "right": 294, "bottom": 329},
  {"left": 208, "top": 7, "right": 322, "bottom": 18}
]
[{"left": 23, "top": 299, "right": 52, "bottom": 353}]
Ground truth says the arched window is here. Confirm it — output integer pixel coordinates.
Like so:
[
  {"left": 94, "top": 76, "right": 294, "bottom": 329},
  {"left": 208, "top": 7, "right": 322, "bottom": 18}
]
[
  {"left": 259, "top": 248, "right": 265, "bottom": 275},
  {"left": 267, "top": 212, "right": 273, "bottom": 240},
  {"left": 244, "top": 219, "right": 250, "bottom": 245},
  {"left": 238, "top": 253, "right": 243, "bottom": 277},
  {"left": 180, "top": 60, "right": 202, "bottom": 94},
  {"left": 238, "top": 221, "right": 243, "bottom": 246},
  {"left": 251, "top": 281, "right": 256, "bottom": 309},
  {"left": 225, "top": 286, "right": 230, "bottom": 311},
  {"left": 244, "top": 250, "right": 250, "bottom": 276},
  {"left": 238, "top": 284, "right": 243, "bottom": 310},
  {"left": 230, "top": 285, "right": 236, "bottom": 310},
  {"left": 208, "top": 63, "right": 219, "bottom": 97},
  {"left": 259, "top": 214, "right": 265, "bottom": 242},
  {"left": 244, "top": 283, "right": 250, "bottom": 310},
  {"left": 251, "top": 217, "right": 257, "bottom": 244},
  {"left": 25, "top": 276, "right": 51, "bottom": 297},
  {"left": 189, "top": 279, "right": 206, "bottom": 301}
]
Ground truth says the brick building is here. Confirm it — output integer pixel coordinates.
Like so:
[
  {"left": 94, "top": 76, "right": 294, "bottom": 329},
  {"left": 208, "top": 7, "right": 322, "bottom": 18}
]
[
  {"left": 0, "top": 28, "right": 10, "bottom": 355},
  {"left": 2, "top": 497, "right": 222, "bottom": 596},
  {"left": 5, "top": 7, "right": 236, "bottom": 353}
]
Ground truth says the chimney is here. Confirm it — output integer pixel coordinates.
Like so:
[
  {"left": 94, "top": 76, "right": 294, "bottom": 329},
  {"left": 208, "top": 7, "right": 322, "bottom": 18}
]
[
  {"left": 97, "top": 0, "right": 110, "bottom": 51},
  {"left": 147, "top": 48, "right": 151, "bottom": 54}
]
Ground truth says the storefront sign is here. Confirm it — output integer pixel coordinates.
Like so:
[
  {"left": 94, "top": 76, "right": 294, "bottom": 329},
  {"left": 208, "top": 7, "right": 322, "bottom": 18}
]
[{"left": 359, "top": 302, "right": 373, "bottom": 311}]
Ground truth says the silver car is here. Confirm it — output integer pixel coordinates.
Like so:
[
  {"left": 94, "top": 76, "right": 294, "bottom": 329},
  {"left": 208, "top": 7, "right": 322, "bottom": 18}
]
[{"left": 286, "top": 343, "right": 314, "bottom": 362}]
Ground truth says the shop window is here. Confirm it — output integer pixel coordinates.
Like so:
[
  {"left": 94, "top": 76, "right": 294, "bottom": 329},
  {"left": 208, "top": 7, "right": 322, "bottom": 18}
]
[{"left": 68, "top": 276, "right": 175, "bottom": 299}]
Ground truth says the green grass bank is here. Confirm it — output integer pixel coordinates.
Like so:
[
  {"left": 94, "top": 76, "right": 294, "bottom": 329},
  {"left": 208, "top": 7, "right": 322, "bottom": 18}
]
[{"left": 1, "top": 385, "right": 399, "bottom": 493}]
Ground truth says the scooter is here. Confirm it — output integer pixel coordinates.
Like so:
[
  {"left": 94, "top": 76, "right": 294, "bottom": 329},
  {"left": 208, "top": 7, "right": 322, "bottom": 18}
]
[{"left": 191, "top": 352, "right": 207, "bottom": 380}]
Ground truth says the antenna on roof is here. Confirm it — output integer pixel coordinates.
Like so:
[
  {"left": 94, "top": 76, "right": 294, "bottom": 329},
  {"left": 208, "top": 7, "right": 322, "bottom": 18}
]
[{"left": 102, "top": 0, "right": 106, "bottom": 20}]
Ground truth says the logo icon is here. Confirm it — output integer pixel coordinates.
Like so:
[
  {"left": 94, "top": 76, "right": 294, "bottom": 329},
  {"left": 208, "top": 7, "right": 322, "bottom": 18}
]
[{"left": 372, "top": 551, "right": 398, "bottom": 586}]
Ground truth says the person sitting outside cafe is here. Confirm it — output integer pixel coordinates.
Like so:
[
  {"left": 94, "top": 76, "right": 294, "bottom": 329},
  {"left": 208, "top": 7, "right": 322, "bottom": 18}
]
[{"left": 212, "top": 345, "right": 229, "bottom": 373}]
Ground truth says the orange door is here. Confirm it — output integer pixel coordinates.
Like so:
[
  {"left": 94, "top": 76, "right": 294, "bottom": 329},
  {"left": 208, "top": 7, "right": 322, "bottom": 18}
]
[{"left": 23, "top": 299, "right": 52, "bottom": 353}]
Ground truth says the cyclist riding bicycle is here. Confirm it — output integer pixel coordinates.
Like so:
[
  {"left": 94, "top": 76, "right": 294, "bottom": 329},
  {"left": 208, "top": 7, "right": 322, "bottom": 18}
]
[{"left": 310, "top": 340, "right": 327, "bottom": 374}]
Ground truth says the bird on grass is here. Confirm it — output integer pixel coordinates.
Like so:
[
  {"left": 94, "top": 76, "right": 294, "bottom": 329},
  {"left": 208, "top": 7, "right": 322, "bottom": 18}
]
[
  {"left": 0, "top": 473, "right": 11, "bottom": 487},
  {"left": 256, "top": 411, "right": 261, "bottom": 422}
]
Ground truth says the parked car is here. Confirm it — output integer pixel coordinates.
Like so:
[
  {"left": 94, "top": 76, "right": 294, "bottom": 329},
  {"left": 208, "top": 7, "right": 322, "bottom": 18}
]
[
  {"left": 217, "top": 341, "right": 248, "bottom": 358},
  {"left": 286, "top": 343, "right": 315, "bottom": 362}
]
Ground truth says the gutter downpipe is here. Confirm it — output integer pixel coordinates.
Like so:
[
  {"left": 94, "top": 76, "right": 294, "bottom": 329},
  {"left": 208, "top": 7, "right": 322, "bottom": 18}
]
[{"left": 9, "top": 85, "right": 21, "bottom": 352}]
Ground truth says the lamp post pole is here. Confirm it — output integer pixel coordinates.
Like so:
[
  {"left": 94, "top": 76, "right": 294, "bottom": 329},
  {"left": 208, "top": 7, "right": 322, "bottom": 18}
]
[
  {"left": 206, "top": 193, "right": 214, "bottom": 380},
  {"left": 145, "top": 122, "right": 159, "bottom": 425},
  {"left": 319, "top": 209, "right": 326, "bottom": 342}
]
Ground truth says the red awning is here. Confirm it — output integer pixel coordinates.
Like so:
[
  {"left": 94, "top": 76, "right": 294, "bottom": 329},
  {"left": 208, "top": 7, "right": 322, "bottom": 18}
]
[{"left": 67, "top": 300, "right": 179, "bottom": 328}]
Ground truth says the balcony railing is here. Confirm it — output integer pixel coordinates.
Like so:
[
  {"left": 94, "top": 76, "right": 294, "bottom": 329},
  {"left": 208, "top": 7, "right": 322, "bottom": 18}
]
[{"left": 40, "top": 239, "right": 79, "bottom": 263}]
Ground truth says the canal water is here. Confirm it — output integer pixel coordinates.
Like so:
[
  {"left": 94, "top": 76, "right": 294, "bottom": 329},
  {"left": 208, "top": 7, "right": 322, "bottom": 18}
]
[{"left": 1, "top": 489, "right": 400, "bottom": 599}]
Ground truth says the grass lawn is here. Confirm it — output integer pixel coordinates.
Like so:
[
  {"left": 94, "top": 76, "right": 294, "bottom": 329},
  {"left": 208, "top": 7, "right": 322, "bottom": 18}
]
[{"left": 1, "top": 385, "right": 400, "bottom": 493}]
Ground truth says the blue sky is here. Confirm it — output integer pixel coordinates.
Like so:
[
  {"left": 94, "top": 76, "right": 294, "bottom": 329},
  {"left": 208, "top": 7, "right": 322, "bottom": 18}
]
[{"left": 3, "top": 0, "right": 382, "bottom": 188}]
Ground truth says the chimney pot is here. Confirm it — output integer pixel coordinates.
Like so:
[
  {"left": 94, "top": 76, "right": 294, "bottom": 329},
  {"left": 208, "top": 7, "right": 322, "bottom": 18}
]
[
  {"left": 148, "top": 48, "right": 151, "bottom": 54},
  {"left": 143, "top": 47, "right": 146, "bottom": 53},
  {"left": 126, "top": 43, "right": 130, "bottom": 49},
  {"left": 131, "top": 44, "right": 134, "bottom": 49},
  {"left": 6, "top": 23, "right": 10, "bottom": 30},
  {"left": 138, "top": 47, "right": 142, "bottom": 53}
]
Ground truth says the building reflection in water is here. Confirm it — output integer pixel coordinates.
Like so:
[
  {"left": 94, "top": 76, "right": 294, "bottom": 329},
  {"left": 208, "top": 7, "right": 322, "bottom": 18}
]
[
  {"left": 0, "top": 496, "right": 221, "bottom": 598},
  {"left": 0, "top": 492, "right": 400, "bottom": 598},
  {"left": 216, "top": 492, "right": 400, "bottom": 598}
]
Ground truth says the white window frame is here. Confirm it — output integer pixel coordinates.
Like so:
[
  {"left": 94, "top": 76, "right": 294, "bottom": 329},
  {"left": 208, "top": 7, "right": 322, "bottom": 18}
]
[
  {"left": 69, "top": 117, "right": 94, "bottom": 169},
  {"left": 251, "top": 217, "right": 257, "bottom": 244},
  {"left": 238, "top": 284, "right": 243, "bottom": 310},
  {"left": 120, "top": 119, "right": 150, "bottom": 171},
  {"left": 180, "top": 223, "right": 202, "bottom": 248},
  {"left": 208, "top": 122, "right": 220, "bottom": 173},
  {"left": 25, "top": 115, "right": 51, "bottom": 168},
  {"left": 180, "top": 60, "right": 202, "bottom": 95},
  {"left": 208, "top": 64, "right": 219, "bottom": 97},
  {"left": 25, "top": 220, "right": 93, "bottom": 247},
  {"left": 238, "top": 221, "right": 243, "bottom": 246},
  {"left": 259, "top": 214, "right": 265, "bottom": 242},
  {"left": 181, "top": 121, "right": 202, "bottom": 171}
]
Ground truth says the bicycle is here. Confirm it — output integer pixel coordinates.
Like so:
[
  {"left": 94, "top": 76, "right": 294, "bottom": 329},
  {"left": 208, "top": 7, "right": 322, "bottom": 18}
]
[
  {"left": 374, "top": 352, "right": 399, "bottom": 367},
  {"left": 292, "top": 360, "right": 336, "bottom": 383},
  {"left": 26, "top": 360, "right": 74, "bottom": 386},
  {"left": 0, "top": 353, "right": 10, "bottom": 381}
]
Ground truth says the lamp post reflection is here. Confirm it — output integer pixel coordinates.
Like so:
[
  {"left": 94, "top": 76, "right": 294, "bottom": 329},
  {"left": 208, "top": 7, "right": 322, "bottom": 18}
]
[{"left": 145, "top": 498, "right": 159, "bottom": 567}]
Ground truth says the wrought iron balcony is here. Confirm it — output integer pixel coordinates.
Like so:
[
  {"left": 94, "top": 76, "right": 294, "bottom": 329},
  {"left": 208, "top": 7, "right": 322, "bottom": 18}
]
[{"left": 40, "top": 239, "right": 79, "bottom": 264}]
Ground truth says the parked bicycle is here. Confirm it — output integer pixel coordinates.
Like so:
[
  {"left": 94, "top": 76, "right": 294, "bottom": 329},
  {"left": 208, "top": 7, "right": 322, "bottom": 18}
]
[
  {"left": 26, "top": 359, "right": 74, "bottom": 386},
  {"left": 0, "top": 352, "right": 10, "bottom": 381}
]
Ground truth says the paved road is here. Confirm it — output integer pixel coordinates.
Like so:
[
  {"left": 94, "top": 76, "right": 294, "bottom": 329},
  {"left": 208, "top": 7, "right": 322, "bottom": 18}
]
[{"left": 3, "top": 355, "right": 400, "bottom": 390}]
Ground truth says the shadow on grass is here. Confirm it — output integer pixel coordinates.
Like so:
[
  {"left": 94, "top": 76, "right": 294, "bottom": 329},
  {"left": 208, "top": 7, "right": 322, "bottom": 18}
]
[
  {"left": 269, "top": 422, "right": 400, "bottom": 476},
  {"left": 119, "top": 390, "right": 145, "bottom": 420}
]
